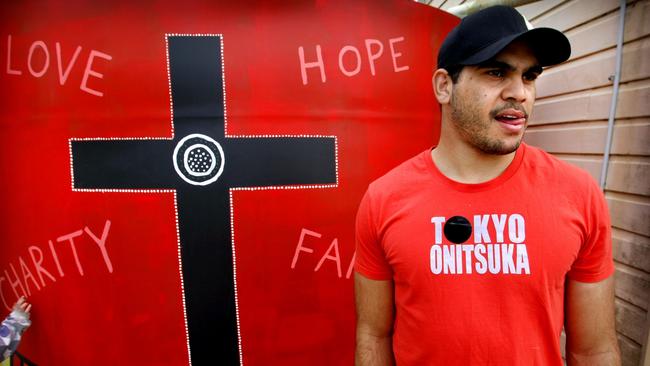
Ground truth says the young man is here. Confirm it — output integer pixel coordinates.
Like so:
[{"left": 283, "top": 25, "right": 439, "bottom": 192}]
[{"left": 354, "top": 6, "right": 620, "bottom": 366}]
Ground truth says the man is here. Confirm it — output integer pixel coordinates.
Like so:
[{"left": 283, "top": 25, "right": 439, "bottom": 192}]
[{"left": 354, "top": 6, "right": 620, "bottom": 366}]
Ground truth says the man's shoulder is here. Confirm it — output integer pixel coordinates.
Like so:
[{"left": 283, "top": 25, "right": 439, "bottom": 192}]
[
  {"left": 367, "top": 148, "right": 432, "bottom": 196},
  {"left": 521, "top": 143, "right": 596, "bottom": 187}
]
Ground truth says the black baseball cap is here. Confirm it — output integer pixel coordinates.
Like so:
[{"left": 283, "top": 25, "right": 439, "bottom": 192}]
[{"left": 437, "top": 5, "right": 571, "bottom": 70}]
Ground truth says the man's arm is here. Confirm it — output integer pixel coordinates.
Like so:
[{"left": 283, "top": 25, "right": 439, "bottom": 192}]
[
  {"left": 355, "top": 272, "right": 395, "bottom": 366},
  {"left": 565, "top": 276, "right": 621, "bottom": 366}
]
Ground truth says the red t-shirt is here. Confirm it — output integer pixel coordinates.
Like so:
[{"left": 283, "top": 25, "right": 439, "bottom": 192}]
[{"left": 355, "top": 143, "right": 614, "bottom": 365}]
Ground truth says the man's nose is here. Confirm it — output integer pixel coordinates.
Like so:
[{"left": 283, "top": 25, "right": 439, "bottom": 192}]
[{"left": 502, "top": 76, "right": 529, "bottom": 102}]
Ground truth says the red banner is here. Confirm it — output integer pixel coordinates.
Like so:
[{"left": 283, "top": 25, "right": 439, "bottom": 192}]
[{"left": 0, "top": 1, "right": 456, "bottom": 364}]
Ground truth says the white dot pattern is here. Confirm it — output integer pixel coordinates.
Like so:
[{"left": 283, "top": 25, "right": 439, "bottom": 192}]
[
  {"left": 187, "top": 147, "right": 213, "bottom": 173},
  {"left": 68, "top": 33, "right": 340, "bottom": 366}
]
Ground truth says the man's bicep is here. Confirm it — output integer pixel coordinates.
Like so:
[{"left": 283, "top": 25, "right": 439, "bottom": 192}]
[
  {"left": 565, "top": 276, "right": 620, "bottom": 365},
  {"left": 355, "top": 272, "right": 394, "bottom": 336}
]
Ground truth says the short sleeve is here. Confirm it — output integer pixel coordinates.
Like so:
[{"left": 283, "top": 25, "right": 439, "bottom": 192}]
[
  {"left": 567, "top": 177, "right": 615, "bottom": 282},
  {"left": 354, "top": 188, "right": 393, "bottom": 280}
]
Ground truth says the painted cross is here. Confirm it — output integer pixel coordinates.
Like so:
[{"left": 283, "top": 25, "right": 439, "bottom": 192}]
[{"left": 69, "top": 35, "right": 337, "bottom": 365}]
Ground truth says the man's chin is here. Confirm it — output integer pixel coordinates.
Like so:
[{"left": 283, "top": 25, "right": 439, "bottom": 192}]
[{"left": 477, "top": 138, "right": 522, "bottom": 155}]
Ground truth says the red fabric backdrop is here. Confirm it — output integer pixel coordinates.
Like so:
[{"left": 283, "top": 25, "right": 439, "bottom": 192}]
[{"left": 0, "top": 1, "right": 457, "bottom": 364}]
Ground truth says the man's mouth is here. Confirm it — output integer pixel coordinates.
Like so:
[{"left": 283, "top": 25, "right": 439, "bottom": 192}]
[{"left": 494, "top": 108, "right": 527, "bottom": 132}]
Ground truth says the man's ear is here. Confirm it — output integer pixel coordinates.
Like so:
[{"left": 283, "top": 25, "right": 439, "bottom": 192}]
[{"left": 433, "top": 69, "right": 453, "bottom": 105}]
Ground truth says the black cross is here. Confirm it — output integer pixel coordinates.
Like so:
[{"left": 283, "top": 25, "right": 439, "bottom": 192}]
[{"left": 70, "top": 35, "right": 337, "bottom": 365}]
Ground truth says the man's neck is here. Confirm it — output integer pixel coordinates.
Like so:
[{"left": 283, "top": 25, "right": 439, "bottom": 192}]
[{"left": 431, "top": 134, "right": 518, "bottom": 184}]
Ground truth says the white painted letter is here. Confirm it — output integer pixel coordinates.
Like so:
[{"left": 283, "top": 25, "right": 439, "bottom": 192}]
[
  {"left": 338, "top": 45, "right": 362, "bottom": 77},
  {"left": 18, "top": 257, "right": 40, "bottom": 295},
  {"left": 48, "top": 240, "right": 65, "bottom": 277},
  {"left": 291, "top": 228, "right": 321, "bottom": 268},
  {"left": 29, "top": 245, "right": 57, "bottom": 286},
  {"left": 315, "top": 238, "right": 342, "bottom": 278},
  {"left": 27, "top": 40, "right": 50, "bottom": 77},
  {"left": 80, "top": 50, "right": 112, "bottom": 97},
  {"left": 84, "top": 220, "right": 113, "bottom": 273},
  {"left": 4, "top": 264, "right": 26, "bottom": 299},
  {"left": 364, "top": 39, "right": 383, "bottom": 76},
  {"left": 6, "top": 35, "right": 22, "bottom": 75},
  {"left": 57, "top": 230, "right": 85, "bottom": 276},
  {"left": 388, "top": 36, "right": 409, "bottom": 72},
  {"left": 345, "top": 251, "right": 356, "bottom": 279},
  {"left": 0, "top": 277, "right": 11, "bottom": 311},
  {"left": 298, "top": 45, "right": 326, "bottom": 85},
  {"left": 56, "top": 42, "right": 82, "bottom": 86}
]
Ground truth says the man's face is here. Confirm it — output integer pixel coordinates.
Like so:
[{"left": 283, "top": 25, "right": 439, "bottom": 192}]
[{"left": 448, "top": 41, "right": 541, "bottom": 155}]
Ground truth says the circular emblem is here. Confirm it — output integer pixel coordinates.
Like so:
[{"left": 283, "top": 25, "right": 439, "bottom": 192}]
[
  {"left": 443, "top": 216, "right": 472, "bottom": 244},
  {"left": 173, "top": 134, "right": 225, "bottom": 186}
]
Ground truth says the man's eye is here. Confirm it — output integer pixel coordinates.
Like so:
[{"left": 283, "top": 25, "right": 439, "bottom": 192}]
[
  {"left": 523, "top": 73, "right": 539, "bottom": 81},
  {"left": 487, "top": 70, "right": 504, "bottom": 77}
]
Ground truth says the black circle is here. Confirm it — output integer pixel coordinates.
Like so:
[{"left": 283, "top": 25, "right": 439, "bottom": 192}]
[
  {"left": 187, "top": 146, "right": 213, "bottom": 173},
  {"left": 444, "top": 216, "right": 472, "bottom": 244}
]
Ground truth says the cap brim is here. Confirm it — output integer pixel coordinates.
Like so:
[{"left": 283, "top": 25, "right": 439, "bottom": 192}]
[{"left": 461, "top": 27, "right": 571, "bottom": 67}]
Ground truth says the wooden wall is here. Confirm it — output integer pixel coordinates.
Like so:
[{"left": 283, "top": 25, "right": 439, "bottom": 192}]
[{"left": 423, "top": 0, "right": 650, "bottom": 365}]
